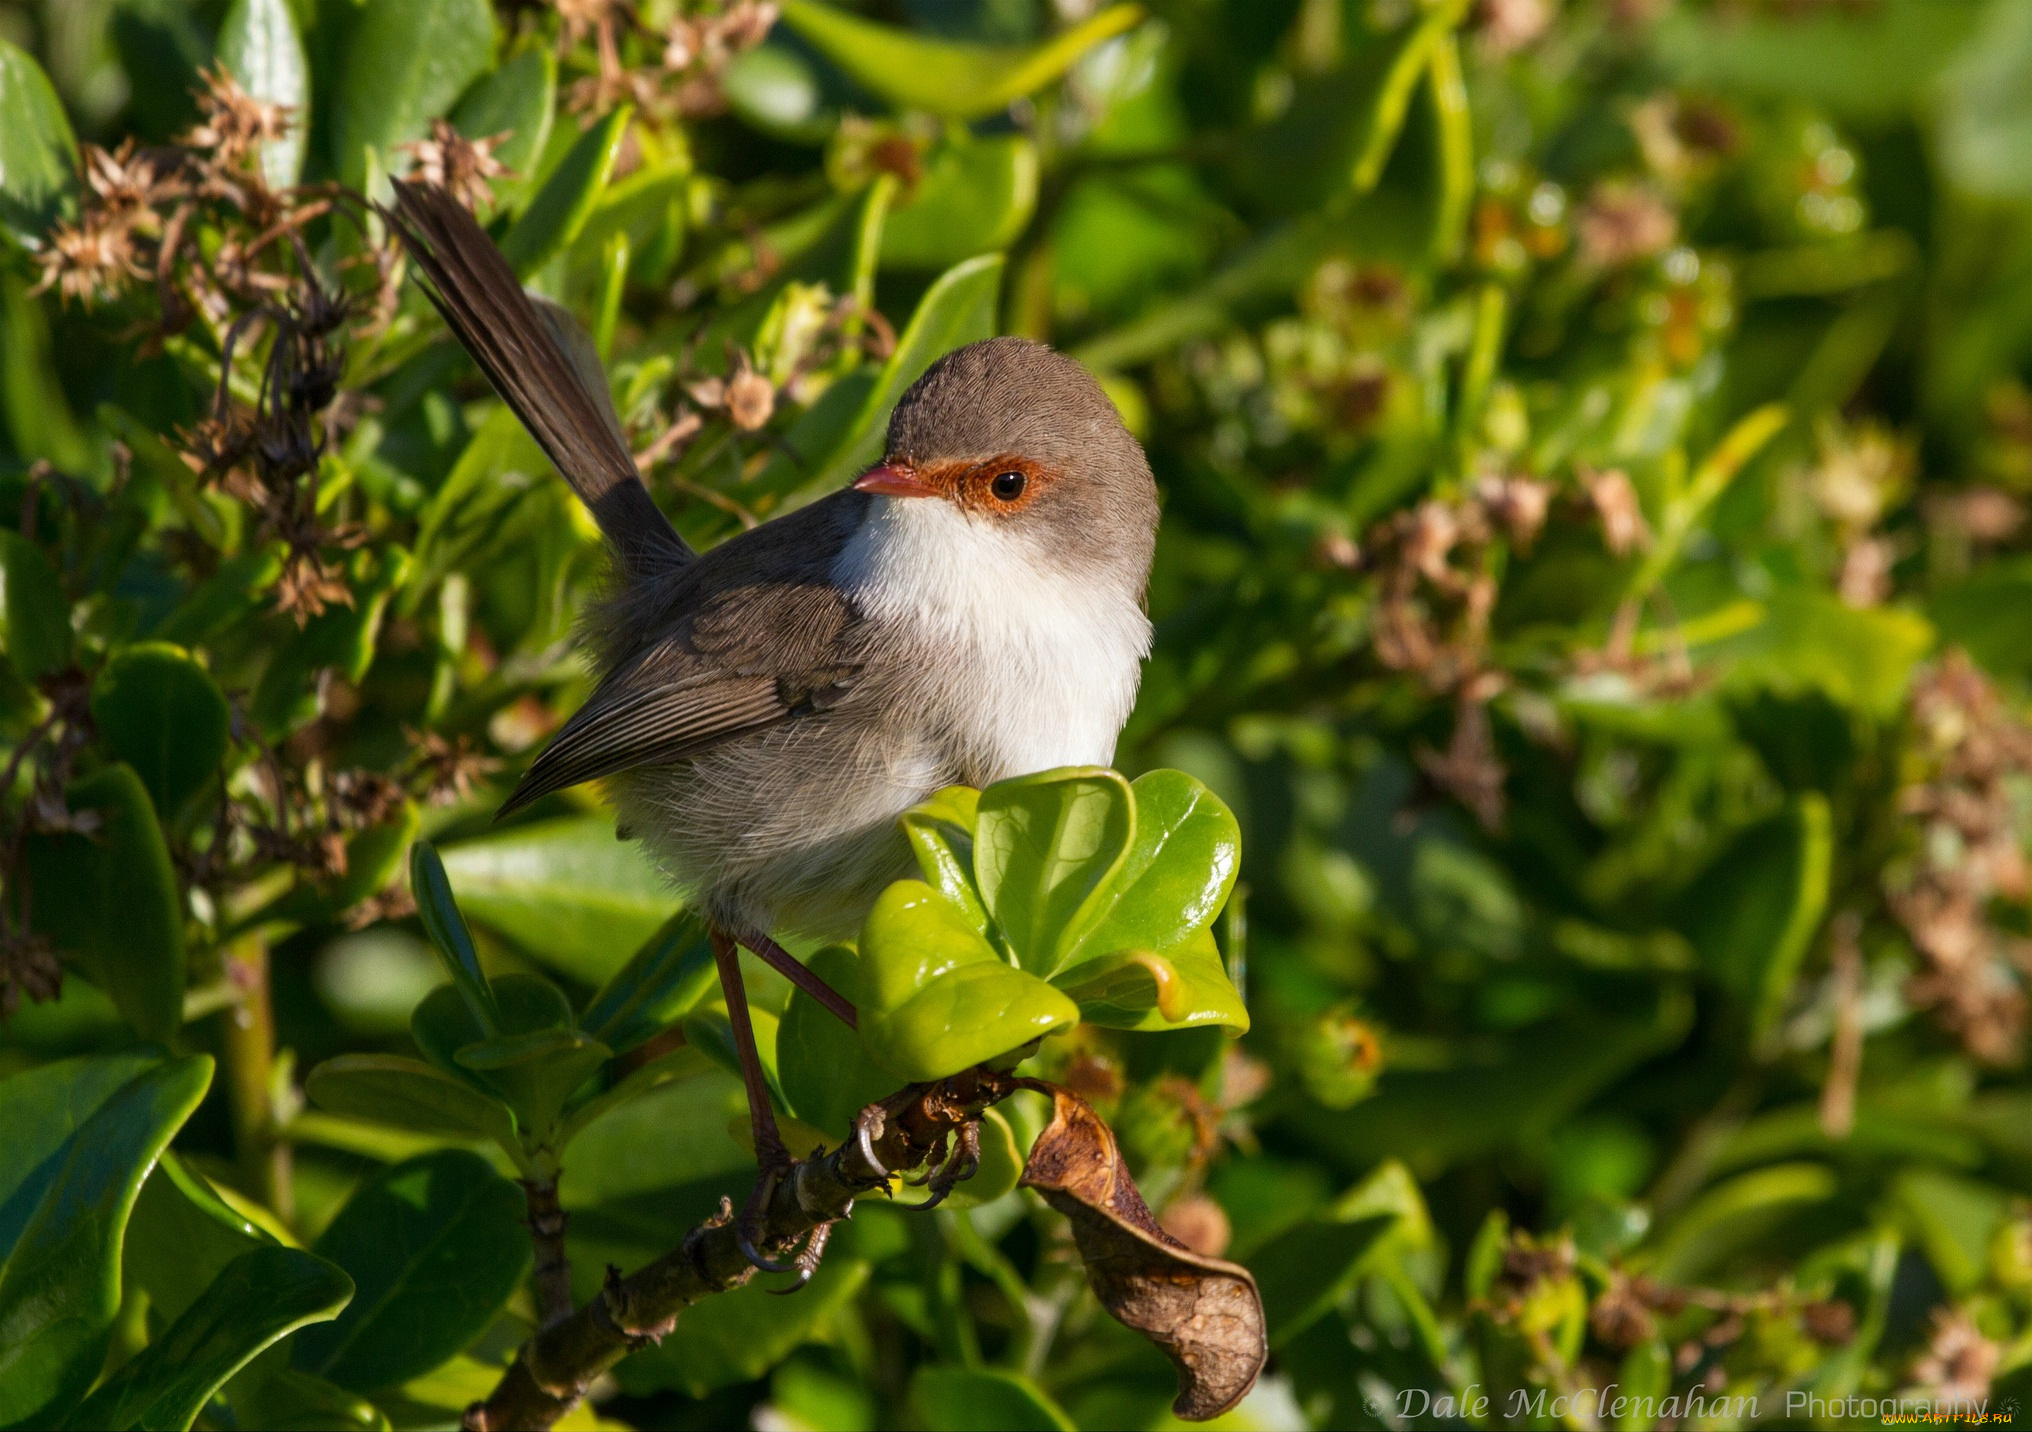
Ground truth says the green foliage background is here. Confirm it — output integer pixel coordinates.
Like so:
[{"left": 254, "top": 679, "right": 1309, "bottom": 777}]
[{"left": 7, "top": 0, "right": 2032, "bottom": 1426}]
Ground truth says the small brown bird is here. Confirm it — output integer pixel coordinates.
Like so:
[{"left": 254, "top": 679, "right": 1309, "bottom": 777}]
[{"left": 389, "top": 182, "right": 1158, "bottom": 1266}]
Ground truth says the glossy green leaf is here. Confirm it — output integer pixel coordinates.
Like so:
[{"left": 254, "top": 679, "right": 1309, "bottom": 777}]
[
  {"left": 65, "top": 1245, "right": 353, "bottom": 1432},
  {"left": 0, "top": 1054, "right": 214, "bottom": 1427},
  {"left": 778, "top": 946, "right": 903, "bottom": 1139},
  {"left": 790, "top": 251, "right": 1004, "bottom": 499},
  {"left": 0, "top": 38, "right": 77, "bottom": 240},
  {"left": 910, "top": 1366, "right": 1075, "bottom": 1432},
  {"left": 1077, "top": 769, "right": 1240, "bottom": 960},
  {"left": 125, "top": 1155, "right": 274, "bottom": 1329},
  {"left": 89, "top": 643, "right": 231, "bottom": 822},
  {"left": 500, "top": 107, "right": 630, "bottom": 277},
  {"left": 721, "top": 42, "right": 831, "bottom": 142},
  {"left": 1052, "top": 926, "right": 1247, "bottom": 1034},
  {"left": 304, "top": 1055, "right": 519, "bottom": 1152},
  {"left": 777, "top": 0, "right": 1140, "bottom": 122},
  {"left": 294, "top": 1151, "right": 529, "bottom": 1392},
  {"left": 217, "top": 0, "right": 309, "bottom": 189},
  {"left": 437, "top": 816, "right": 674, "bottom": 986},
  {"left": 408, "top": 839, "right": 498, "bottom": 1035},
  {"left": 857, "top": 881, "right": 1079, "bottom": 1081},
  {"left": 899, "top": 785, "right": 988, "bottom": 934},
  {"left": 612, "top": 1256, "right": 870, "bottom": 1398},
  {"left": 578, "top": 911, "right": 716, "bottom": 1054},
  {"left": 450, "top": 47, "right": 555, "bottom": 209},
  {"left": 553, "top": 1046, "right": 713, "bottom": 1154},
  {"left": 975, "top": 767, "right": 1135, "bottom": 976},
  {"left": 331, "top": 0, "right": 497, "bottom": 186},
  {"left": 223, "top": 1361, "right": 387, "bottom": 1432},
  {"left": 24, "top": 764, "right": 186, "bottom": 1042},
  {"left": 0, "top": 528, "right": 71, "bottom": 682},
  {"left": 452, "top": 1024, "right": 610, "bottom": 1143},
  {"left": 881, "top": 135, "right": 1038, "bottom": 270},
  {"left": 152, "top": 546, "right": 287, "bottom": 648},
  {"left": 1678, "top": 794, "right": 1832, "bottom": 1040}
]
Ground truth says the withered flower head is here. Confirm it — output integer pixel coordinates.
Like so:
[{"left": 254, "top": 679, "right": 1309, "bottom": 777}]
[
  {"left": 273, "top": 548, "right": 356, "bottom": 626},
  {"left": 184, "top": 65, "right": 292, "bottom": 172},
  {"left": 1576, "top": 180, "right": 1678, "bottom": 268},
  {"left": 401, "top": 119, "right": 511, "bottom": 212},
  {"left": 0, "top": 931, "right": 63, "bottom": 1020},
  {"left": 32, "top": 215, "right": 145, "bottom": 308}
]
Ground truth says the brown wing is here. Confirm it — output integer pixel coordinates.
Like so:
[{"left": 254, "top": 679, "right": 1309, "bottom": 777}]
[
  {"left": 386, "top": 180, "right": 690, "bottom": 581},
  {"left": 497, "top": 538, "right": 866, "bottom": 817}
]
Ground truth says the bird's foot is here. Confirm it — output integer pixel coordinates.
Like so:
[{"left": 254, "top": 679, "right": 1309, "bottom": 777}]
[
  {"left": 912, "top": 1119, "right": 982, "bottom": 1212},
  {"left": 735, "top": 1136, "right": 805, "bottom": 1275}
]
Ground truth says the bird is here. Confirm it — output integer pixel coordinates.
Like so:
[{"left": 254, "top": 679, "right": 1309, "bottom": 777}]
[{"left": 387, "top": 180, "right": 1159, "bottom": 1270}]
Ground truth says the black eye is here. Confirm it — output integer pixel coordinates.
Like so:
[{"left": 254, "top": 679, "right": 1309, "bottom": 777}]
[{"left": 990, "top": 470, "right": 1027, "bottom": 501}]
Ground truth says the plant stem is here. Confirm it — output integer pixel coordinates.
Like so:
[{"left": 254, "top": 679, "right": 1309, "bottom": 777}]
[
  {"left": 466, "top": 1068, "right": 1019, "bottom": 1432},
  {"left": 219, "top": 930, "right": 292, "bottom": 1221},
  {"left": 522, "top": 1175, "right": 574, "bottom": 1328}
]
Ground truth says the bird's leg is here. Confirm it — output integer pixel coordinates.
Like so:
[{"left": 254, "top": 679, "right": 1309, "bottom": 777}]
[
  {"left": 914, "top": 1120, "right": 982, "bottom": 1212},
  {"left": 737, "top": 928, "right": 857, "bottom": 1029},
  {"left": 709, "top": 926, "right": 803, "bottom": 1274}
]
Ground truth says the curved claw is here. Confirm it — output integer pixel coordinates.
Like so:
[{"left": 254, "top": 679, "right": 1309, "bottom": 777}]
[
  {"left": 853, "top": 1106, "right": 891, "bottom": 1182},
  {"left": 736, "top": 1162, "right": 802, "bottom": 1274},
  {"left": 910, "top": 1120, "right": 982, "bottom": 1213},
  {"left": 903, "top": 1130, "right": 950, "bottom": 1187},
  {"left": 769, "top": 1221, "right": 833, "bottom": 1294}
]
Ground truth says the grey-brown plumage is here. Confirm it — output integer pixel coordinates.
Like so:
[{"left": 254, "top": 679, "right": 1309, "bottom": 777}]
[{"left": 388, "top": 183, "right": 1158, "bottom": 946}]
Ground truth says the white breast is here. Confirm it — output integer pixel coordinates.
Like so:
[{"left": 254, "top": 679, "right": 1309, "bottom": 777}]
[{"left": 832, "top": 497, "right": 1151, "bottom": 781}]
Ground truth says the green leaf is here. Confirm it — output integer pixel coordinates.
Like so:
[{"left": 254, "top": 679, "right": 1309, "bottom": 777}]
[
  {"left": 612, "top": 1256, "right": 870, "bottom": 1398},
  {"left": 578, "top": 911, "right": 716, "bottom": 1054},
  {"left": 682, "top": 1001, "right": 788, "bottom": 1116},
  {"left": 408, "top": 840, "right": 498, "bottom": 1036},
  {"left": 1649, "top": 1163, "right": 1838, "bottom": 1285},
  {"left": 0, "top": 1054, "right": 214, "bottom": 1427},
  {"left": 89, "top": 643, "right": 231, "bottom": 823},
  {"left": 293, "top": 1151, "right": 529, "bottom": 1392},
  {"left": 452, "top": 1025, "right": 611, "bottom": 1144},
  {"left": 881, "top": 135, "right": 1038, "bottom": 270},
  {"left": 152, "top": 547, "right": 286, "bottom": 648},
  {"left": 0, "top": 528, "right": 72, "bottom": 682},
  {"left": 975, "top": 767, "right": 1135, "bottom": 976},
  {"left": 553, "top": 1046, "right": 712, "bottom": 1154},
  {"left": 1051, "top": 926, "right": 1248, "bottom": 1034},
  {"left": 721, "top": 43, "right": 832, "bottom": 142},
  {"left": 1078, "top": 769, "right": 1241, "bottom": 960},
  {"left": 65, "top": 1246, "right": 353, "bottom": 1432},
  {"left": 1935, "top": 0, "right": 2032, "bottom": 200},
  {"left": 500, "top": 107, "right": 631, "bottom": 277},
  {"left": 899, "top": 785, "right": 988, "bottom": 935},
  {"left": 1706, "top": 588, "right": 1933, "bottom": 718},
  {"left": 1230, "top": 0, "right": 1464, "bottom": 216},
  {"left": 778, "top": 946, "right": 904, "bottom": 1140},
  {"left": 909, "top": 1366, "right": 1075, "bottom": 1432},
  {"left": 217, "top": 0, "right": 310, "bottom": 189},
  {"left": 304, "top": 1055, "right": 519, "bottom": 1153},
  {"left": 1678, "top": 794, "right": 1832, "bottom": 1040},
  {"left": 437, "top": 817, "right": 675, "bottom": 986},
  {"left": 331, "top": 0, "right": 498, "bottom": 187},
  {"left": 785, "top": 251, "right": 1004, "bottom": 500},
  {"left": 0, "top": 38, "right": 77, "bottom": 240},
  {"left": 221, "top": 1363, "right": 386, "bottom": 1432},
  {"left": 777, "top": 0, "right": 1141, "bottom": 122},
  {"left": 857, "top": 881, "right": 1079, "bottom": 1082},
  {"left": 125, "top": 1155, "right": 275, "bottom": 1330},
  {"left": 450, "top": 48, "right": 555, "bottom": 210},
  {"left": 1251, "top": 1212, "right": 1398, "bottom": 1345},
  {"left": 24, "top": 764, "right": 186, "bottom": 1043}
]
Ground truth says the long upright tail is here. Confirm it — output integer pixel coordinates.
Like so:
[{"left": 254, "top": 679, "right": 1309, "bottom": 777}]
[{"left": 386, "top": 180, "right": 692, "bottom": 579}]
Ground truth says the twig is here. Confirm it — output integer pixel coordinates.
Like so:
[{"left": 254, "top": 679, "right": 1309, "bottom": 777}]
[
  {"left": 521, "top": 1177, "right": 574, "bottom": 1329},
  {"left": 464, "top": 1067, "right": 1019, "bottom": 1432}
]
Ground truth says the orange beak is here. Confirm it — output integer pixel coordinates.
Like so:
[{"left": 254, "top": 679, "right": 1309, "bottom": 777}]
[{"left": 853, "top": 463, "right": 939, "bottom": 499}]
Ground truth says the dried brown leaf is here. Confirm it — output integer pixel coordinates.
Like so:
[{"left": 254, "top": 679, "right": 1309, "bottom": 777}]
[{"left": 1020, "top": 1085, "right": 1266, "bottom": 1422}]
